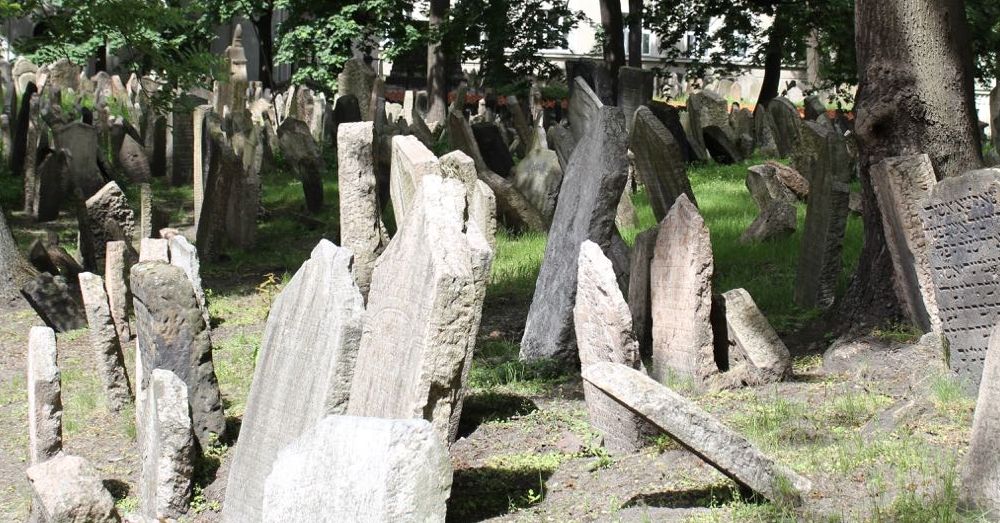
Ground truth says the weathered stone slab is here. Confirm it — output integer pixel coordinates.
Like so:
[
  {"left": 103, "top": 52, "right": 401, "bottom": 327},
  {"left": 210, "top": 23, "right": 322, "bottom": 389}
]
[
  {"left": 650, "top": 195, "right": 716, "bottom": 383},
  {"left": 617, "top": 67, "right": 654, "bottom": 130},
  {"left": 167, "top": 235, "right": 210, "bottom": 327},
  {"left": 768, "top": 160, "right": 809, "bottom": 200},
  {"left": 28, "top": 326, "right": 62, "bottom": 464},
  {"left": 512, "top": 143, "right": 563, "bottom": 222},
  {"left": 104, "top": 241, "right": 131, "bottom": 343},
  {"left": 740, "top": 201, "right": 796, "bottom": 243},
  {"left": 703, "top": 125, "right": 743, "bottom": 164},
  {"left": 472, "top": 121, "right": 514, "bottom": 177},
  {"left": 119, "top": 132, "right": 152, "bottom": 183},
  {"left": 920, "top": 168, "right": 1000, "bottom": 388},
  {"left": 139, "top": 238, "right": 168, "bottom": 262},
  {"left": 338, "top": 58, "right": 377, "bottom": 121},
  {"left": 440, "top": 150, "right": 498, "bottom": 249},
  {"left": 54, "top": 121, "right": 103, "bottom": 198},
  {"left": 747, "top": 164, "right": 797, "bottom": 208},
  {"left": 223, "top": 240, "right": 364, "bottom": 523},
  {"left": 22, "top": 274, "right": 86, "bottom": 333},
  {"left": 582, "top": 362, "right": 811, "bottom": 506},
  {"left": 565, "top": 58, "right": 615, "bottom": 105},
  {"left": 627, "top": 228, "right": 658, "bottom": 364},
  {"left": 804, "top": 95, "right": 827, "bottom": 121},
  {"left": 139, "top": 183, "right": 153, "bottom": 239},
  {"left": 26, "top": 453, "right": 119, "bottom": 523},
  {"left": 85, "top": 182, "right": 136, "bottom": 263},
  {"left": 131, "top": 262, "right": 225, "bottom": 447},
  {"left": 960, "top": 323, "right": 1000, "bottom": 516},
  {"left": 568, "top": 77, "right": 603, "bottom": 144},
  {"left": 262, "top": 416, "right": 452, "bottom": 523},
  {"left": 78, "top": 273, "right": 132, "bottom": 412},
  {"left": 753, "top": 104, "right": 780, "bottom": 158},
  {"left": 389, "top": 134, "right": 439, "bottom": 226},
  {"left": 548, "top": 123, "right": 576, "bottom": 171},
  {"left": 575, "top": 241, "right": 657, "bottom": 453},
  {"left": 337, "top": 121, "right": 387, "bottom": 299},
  {"left": 32, "top": 150, "right": 66, "bottom": 222},
  {"left": 646, "top": 101, "right": 693, "bottom": 163},
  {"left": 277, "top": 117, "right": 325, "bottom": 213},
  {"left": 712, "top": 288, "right": 791, "bottom": 388},
  {"left": 521, "top": 106, "right": 629, "bottom": 362},
  {"left": 630, "top": 106, "right": 696, "bottom": 222},
  {"left": 794, "top": 122, "right": 851, "bottom": 309},
  {"left": 140, "top": 369, "right": 194, "bottom": 520},
  {"left": 871, "top": 154, "right": 939, "bottom": 334},
  {"left": 348, "top": 174, "right": 492, "bottom": 443},
  {"left": 679, "top": 109, "right": 709, "bottom": 162},
  {"left": 769, "top": 97, "right": 802, "bottom": 158}
]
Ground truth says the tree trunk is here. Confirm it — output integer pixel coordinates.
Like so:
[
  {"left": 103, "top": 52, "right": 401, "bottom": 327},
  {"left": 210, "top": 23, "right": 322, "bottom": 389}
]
[
  {"left": 837, "top": 0, "right": 982, "bottom": 330},
  {"left": 426, "top": 0, "right": 449, "bottom": 124},
  {"left": 256, "top": 6, "right": 275, "bottom": 90},
  {"left": 755, "top": 6, "right": 788, "bottom": 108},
  {"left": 599, "top": 0, "right": 626, "bottom": 79},
  {"left": 0, "top": 203, "right": 36, "bottom": 302},
  {"left": 627, "top": 0, "right": 643, "bottom": 68}
]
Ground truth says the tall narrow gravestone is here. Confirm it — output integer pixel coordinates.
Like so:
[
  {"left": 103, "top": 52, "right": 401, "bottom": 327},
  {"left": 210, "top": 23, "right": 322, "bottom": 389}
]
[
  {"left": 348, "top": 174, "right": 493, "bottom": 443},
  {"left": 78, "top": 272, "right": 132, "bottom": 412},
  {"left": 520, "top": 106, "right": 629, "bottom": 363},
  {"left": 28, "top": 326, "right": 62, "bottom": 465},
  {"left": 222, "top": 241, "right": 365, "bottom": 523},
  {"left": 961, "top": 323, "right": 1000, "bottom": 517},
  {"left": 629, "top": 106, "right": 696, "bottom": 222},
  {"left": 338, "top": 122, "right": 387, "bottom": 300},
  {"left": 920, "top": 168, "right": 1000, "bottom": 389}
]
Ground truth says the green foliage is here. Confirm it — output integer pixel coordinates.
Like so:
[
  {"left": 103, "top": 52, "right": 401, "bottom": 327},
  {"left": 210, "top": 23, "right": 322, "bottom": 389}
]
[
  {"left": 447, "top": 0, "right": 584, "bottom": 85},
  {"left": 967, "top": 0, "right": 1000, "bottom": 81}
]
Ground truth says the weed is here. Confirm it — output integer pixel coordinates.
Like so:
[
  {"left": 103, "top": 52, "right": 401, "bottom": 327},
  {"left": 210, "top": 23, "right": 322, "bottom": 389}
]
[{"left": 872, "top": 322, "right": 922, "bottom": 344}]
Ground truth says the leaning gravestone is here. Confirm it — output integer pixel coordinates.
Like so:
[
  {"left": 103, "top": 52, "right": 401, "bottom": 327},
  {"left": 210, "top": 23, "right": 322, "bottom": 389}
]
[
  {"left": 617, "top": 67, "right": 654, "bottom": 130},
  {"left": 104, "top": 241, "right": 132, "bottom": 343},
  {"left": 278, "top": 118, "right": 325, "bottom": 213},
  {"left": 54, "top": 121, "right": 104, "bottom": 198},
  {"left": 582, "top": 363, "right": 811, "bottom": 506},
  {"left": 85, "top": 182, "right": 136, "bottom": 263},
  {"left": 650, "top": 195, "right": 715, "bottom": 383},
  {"left": 262, "top": 416, "right": 452, "bottom": 523},
  {"left": 713, "top": 288, "right": 791, "bottom": 387},
  {"left": 389, "top": 135, "right": 439, "bottom": 226},
  {"left": 627, "top": 228, "right": 658, "bottom": 364},
  {"left": 960, "top": 323, "right": 1000, "bottom": 516},
  {"left": 565, "top": 58, "right": 615, "bottom": 105},
  {"left": 32, "top": 150, "right": 66, "bottom": 222},
  {"left": 22, "top": 273, "right": 87, "bottom": 333},
  {"left": 768, "top": 97, "right": 802, "bottom": 158},
  {"left": 568, "top": 77, "right": 603, "bottom": 143},
  {"left": 440, "top": 151, "right": 498, "bottom": 249},
  {"left": 348, "top": 174, "right": 492, "bottom": 443},
  {"left": 130, "top": 262, "right": 226, "bottom": 448},
  {"left": 25, "top": 453, "right": 119, "bottom": 523},
  {"left": 28, "top": 326, "right": 62, "bottom": 465},
  {"left": 512, "top": 136, "right": 564, "bottom": 222},
  {"left": 753, "top": 104, "right": 780, "bottom": 158},
  {"left": 168, "top": 236, "right": 210, "bottom": 327},
  {"left": 222, "top": 240, "right": 364, "bottom": 523},
  {"left": 871, "top": 154, "right": 940, "bottom": 334},
  {"left": 521, "top": 106, "right": 629, "bottom": 362},
  {"left": 78, "top": 273, "right": 132, "bottom": 412},
  {"left": 920, "top": 168, "right": 1000, "bottom": 388},
  {"left": 575, "top": 241, "right": 657, "bottom": 453},
  {"left": 794, "top": 122, "right": 851, "bottom": 309},
  {"left": 548, "top": 123, "right": 576, "bottom": 171},
  {"left": 630, "top": 106, "right": 696, "bottom": 222},
  {"left": 472, "top": 121, "right": 515, "bottom": 177},
  {"left": 140, "top": 369, "right": 195, "bottom": 521},
  {"left": 703, "top": 125, "right": 743, "bottom": 164},
  {"left": 338, "top": 121, "right": 387, "bottom": 300}
]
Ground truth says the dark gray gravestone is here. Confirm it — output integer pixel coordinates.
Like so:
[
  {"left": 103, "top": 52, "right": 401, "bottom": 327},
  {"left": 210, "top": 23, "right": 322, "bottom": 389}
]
[
  {"left": 520, "top": 106, "right": 629, "bottom": 362},
  {"left": 22, "top": 273, "right": 86, "bottom": 332},
  {"left": 629, "top": 106, "right": 695, "bottom": 222},
  {"left": 565, "top": 58, "right": 615, "bottom": 105},
  {"left": 471, "top": 121, "right": 514, "bottom": 177},
  {"left": 703, "top": 125, "right": 743, "bottom": 164},
  {"left": 768, "top": 97, "right": 802, "bottom": 158},
  {"left": 617, "top": 67, "right": 653, "bottom": 130},
  {"left": 645, "top": 101, "right": 692, "bottom": 163},
  {"left": 130, "top": 262, "right": 225, "bottom": 448},
  {"left": 920, "top": 168, "right": 1000, "bottom": 389},
  {"left": 568, "top": 77, "right": 603, "bottom": 144},
  {"left": 793, "top": 121, "right": 851, "bottom": 309}
]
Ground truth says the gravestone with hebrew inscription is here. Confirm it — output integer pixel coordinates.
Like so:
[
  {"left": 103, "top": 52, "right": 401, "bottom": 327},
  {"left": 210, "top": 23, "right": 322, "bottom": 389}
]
[
  {"left": 617, "top": 67, "right": 653, "bottom": 130},
  {"left": 338, "top": 121, "right": 388, "bottom": 300},
  {"left": 630, "top": 106, "right": 695, "bottom": 222},
  {"left": 919, "top": 168, "right": 1000, "bottom": 388}
]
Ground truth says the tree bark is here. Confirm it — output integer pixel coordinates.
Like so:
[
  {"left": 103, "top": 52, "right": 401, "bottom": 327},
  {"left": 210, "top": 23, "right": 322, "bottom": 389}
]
[
  {"left": 838, "top": 0, "right": 982, "bottom": 330},
  {"left": 0, "top": 203, "right": 36, "bottom": 302},
  {"left": 599, "top": 0, "right": 626, "bottom": 79},
  {"left": 426, "top": 0, "right": 449, "bottom": 124},
  {"left": 755, "top": 6, "right": 788, "bottom": 108},
  {"left": 255, "top": 5, "right": 275, "bottom": 90},
  {"left": 627, "top": 0, "right": 643, "bottom": 68}
]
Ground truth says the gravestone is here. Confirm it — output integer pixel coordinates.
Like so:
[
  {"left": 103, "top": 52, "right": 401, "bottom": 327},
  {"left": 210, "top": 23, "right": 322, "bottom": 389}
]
[
  {"left": 650, "top": 195, "right": 716, "bottom": 383},
  {"left": 139, "top": 238, "right": 169, "bottom": 263},
  {"left": 919, "top": 168, "right": 1000, "bottom": 388},
  {"left": 54, "top": 121, "right": 103, "bottom": 198},
  {"left": 794, "top": 122, "right": 851, "bottom": 309},
  {"left": 768, "top": 160, "right": 809, "bottom": 199},
  {"left": 645, "top": 100, "right": 693, "bottom": 163},
  {"left": 338, "top": 122, "right": 387, "bottom": 299},
  {"left": 131, "top": 262, "right": 226, "bottom": 447},
  {"left": 713, "top": 288, "right": 791, "bottom": 387},
  {"left": 740, "top": 200, "right": 796, "bottom": 243},
  {"left": 870, "top": 155, "right": 939, "bottom": 334},
  {"left": 746, "top": 164, "right": 797, "bottom": 207},
  {"left": 104, "top": 241, "right": 132, "bottom": 343},
  {"left": 78, "top": 272, "right": 132, "bottom": 412},
  {"left": 119, "top": 132, "right": 152, "bottom": 183},
  {"left": 548, "top": 123, "right": 576, "bottom": 171},
  {"left": 222, "top": 241, "right": 364, "bottom": 523},
  {"left": 22, "top": 274, "right": 86, "bottom": 332},
  {"left": 679, "top": 109, "right": 709, "bottom": 162},
  {"left": 617, "top": 67, "right": 654, "bottom": 130},
  {"left": 278, "top": 117, "right": 325, "bottom": 213},
  {"left": 627, "top": 228, "right": 658, "bottom": 364},
  {"left": 32, "top": 149, "right": 66, "bottom": 222},
  {"left": 262, "top": 416, "right": 451, "bottom": 523},
  {"left": 472, "top": 121, "right": 514, "bottom": 177},
  {"left": 565, "top": 58, "right": 615, "bottom": 105},
  {"left": 568, "top": 77, "right": 603, "bottom": 143},
  {"left": 338, "top": 58, "right": 377, "bottom": 121},
  {"left": 140, "top": 369, "right": 194, "bottom": 521},
  {"left": 575, "top": 241, "right": 657, "bottom": 453},
  {"left": 703, "top": 125, "right": 743, "bottom": 164},
  {"left": 582, "top": 363, "right": 811, "bottom": 506},
  {"left": 440, "top": 150, "right": 498, "bottom": 249},
  {"left": 506, "top": 95, "right": 532, "bottom": 157},
  {"left": 348, "top": 174, "right": 492, "bottom": 443},
  {"left": 85, "top": 182, "right": 136, "bottom": 263},
  {"left": 768, "top": 97, "right": 802, "bottom": 157},
  {"left": 28, "top": 326, "right": 62, "bottom": 464},
  {"left": 139, "top": 183, "right": 153, "bottom": 239},
  {"left": 804, "top": 95, "right": 827, "bottom": 121},
  {"left": 753, "top": 104, "right": 780, "bottom": 158},
  {"left": 521, "top": 106, "right": 629, "bottom": 362},
  {"left": 171, "top": 100, "right": 198, "bottom": 187},
  {"left": 389, "top": 134, "right": 440, "bottom": 223},
  {"left": 192, "top": 104, "right": 211, "bottom": 227},
  {"left": 512, "top": 138, "right": 563, "bottom": 222},
  {"left": 960, "top": 323, "right": 1000, "bottom": 516},
  {"left": 168, "top": 236, "right": 210, "bottom": 327},
  {"left": 25, "top": 454, "right": 118, "bottom": 523},
  {"left": 629, "top": 107, "right": 696, "bottom": 223},
  {"left": 991, "top": 85, "right": 1000, "bottom": 153}
]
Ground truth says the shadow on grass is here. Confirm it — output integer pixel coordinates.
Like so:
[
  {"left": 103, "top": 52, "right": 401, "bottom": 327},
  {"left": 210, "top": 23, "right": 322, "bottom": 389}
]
[
  {"left": 447, "top": 467, "right": 554, "bottom": 523},
  {"left": 457, "top": 391, "right": 537, "bottom": 439},
  {"left": 623, "top": 483, "right": 758, "bottom": 509}
]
